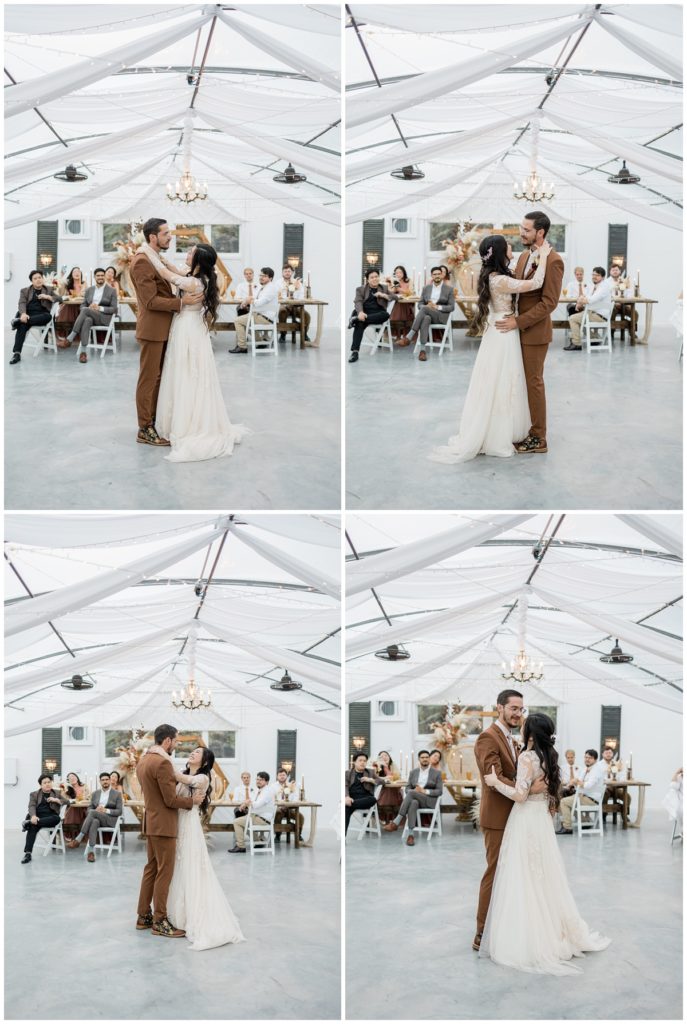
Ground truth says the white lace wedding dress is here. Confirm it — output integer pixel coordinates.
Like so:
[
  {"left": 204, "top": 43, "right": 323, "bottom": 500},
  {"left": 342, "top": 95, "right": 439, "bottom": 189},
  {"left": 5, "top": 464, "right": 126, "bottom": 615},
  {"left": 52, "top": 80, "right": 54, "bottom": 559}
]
[
  {"left": 429, "top": 254, "right": 549, "bottom": 464},
  {"left": 480, "top": 750, "right": 611, "bottom": 975},
  {"left": 156, "top": 273, "right": 248, "bottom": 463},
  {"left": 167, "top": 773, "right": 246, "bottom": 951}
]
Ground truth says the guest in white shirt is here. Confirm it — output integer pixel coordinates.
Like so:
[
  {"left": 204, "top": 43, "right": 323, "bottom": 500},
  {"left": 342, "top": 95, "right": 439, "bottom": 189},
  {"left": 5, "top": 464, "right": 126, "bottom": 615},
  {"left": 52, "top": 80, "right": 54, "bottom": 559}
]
[
  {"left": 383, "top": 749, "right": 443, "bottom": 845},
  {"left": 273, "top": 768, "right": 304, "bottom": 843},
  {"left": 564, "top": 266, "right": 587, "bottom": 315},
  {"left": 66, "top": 771, "right": 123, "bottom": 860},
  {"left": 230, "top": 771, "right": 275, "bottom": 852},
  {"left": 66, "top": 267, "right": 118, "bottom": 363},
  {"left": 565, "top": 267, "right": 614, "bottom": 350},
  {"left": 234, "top": 268, "right": 255, "bottom": 316},
  {"left": 600, "top": 745, "right": 630, "bottom": 821},
  {"left": 557, "top": 749, "right": 606, "bottom": 832},
  {"left": 232, "top": 771, "right": 256, "bottom": 821},
  {"left": 608, "top": 264, "right": 634, "bottom": 339},
  {"left": 278, "top": 265, "right": 310, "bottom": 343},
  {"left": 560, "top": 749, "right": 579, "bottom": 796},
  {"left": 230, "top": 267, "right": 278, "bottom": 353}
]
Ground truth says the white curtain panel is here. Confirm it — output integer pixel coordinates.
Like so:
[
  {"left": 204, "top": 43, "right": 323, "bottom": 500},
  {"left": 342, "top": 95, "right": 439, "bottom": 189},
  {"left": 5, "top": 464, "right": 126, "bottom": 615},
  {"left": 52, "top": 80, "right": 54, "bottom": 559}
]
[
  {"left": 5, "top": 10, "right": 213, "bottom": 117},
  {"left": 199, "top": 619, "right": 340, "bottom": 691},
  {"left": 233, "top": 526, "right": 340, "bottom": 600},
  {"left": 527, "top": 637, "right": 682, "bottom": 714},
  {"left": 348, "top": 5, "right": 586, "bottom": 34},
  {"left": 233, "top": 4, "right": 342, "bottom": 37},
  {"left": 4, "top": 514, "right": 228, "bottom": 548},
  {"left": 346, "top": 16, "right": 593, "bottom": 128},
  {"left": 4, "top": 5, "right": 201, "bottom": 34},
  {"left": 196, "top": 110, "right": 340, "bottom": 182},
  {"left": 528, "top": 583, "right": 682, "bottom": 665},
  {"left": 594, "top": 12, "right": 682, "bottom": 81},
  {"left": 537, "top": 157, "right": 682, "bottom": 231},
  {"left": 346, "top": 514, "right": 532, "bottom": 595},
  {"left": 217, "top": 11, "right": 340, "bottom": 92},
  {"left": 428, "top": 163, "right": 501, "bottom": 222},
  {"left": 609, "top": 4, "right": 683, "bottom": 37},
  {"left": 101, "top": 161, "right": 181, "bottom": 222},
  {"left": 238, "top": 515, "right": 340, "bottom": 549},
  {"left": 544, "top": 111, "right": 682, "bottom": 184},
  {"left": 200, "top": 665, "right": 340, "bottom": 734},
  {"left": 5, "top": 149, "right": 176, "bottom": 230},
  {"left": 615, "top": 515, "right": 683, "bottom": 559},
  {"left": 5, "top": 524, "right": 227, "bottom": 636}
]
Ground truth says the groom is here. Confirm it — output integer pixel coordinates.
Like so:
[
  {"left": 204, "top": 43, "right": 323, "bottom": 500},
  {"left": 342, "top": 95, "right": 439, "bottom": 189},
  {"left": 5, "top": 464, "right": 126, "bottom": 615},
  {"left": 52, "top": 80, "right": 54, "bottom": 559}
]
[
  {"left": 473, "top": 690, "right": 547, "bottom": 952},
  {"left": 136, "top": 723, "right": 204, "bottom": 937},
  {"left": 496, "top": 211, "right": 564, "bottom": 455},
  {"left": 129, "top": 218, "right": 203, "bottom": 447}
]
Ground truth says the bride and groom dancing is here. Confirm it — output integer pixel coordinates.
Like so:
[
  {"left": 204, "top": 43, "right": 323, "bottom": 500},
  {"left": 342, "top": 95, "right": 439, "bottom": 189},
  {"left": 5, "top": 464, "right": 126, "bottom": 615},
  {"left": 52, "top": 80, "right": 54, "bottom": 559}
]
[
  {"left": 130, "top": 217, "right": 248, "bottom": 462},
  {"left": 474, "top": 691, "right": 610, "bottom": 974},
  {"left": 136, "top": 724, "right": 244, "bottom": 951},
  {"left": 430, "top": 211, "right": 563, "bottom": 464}
]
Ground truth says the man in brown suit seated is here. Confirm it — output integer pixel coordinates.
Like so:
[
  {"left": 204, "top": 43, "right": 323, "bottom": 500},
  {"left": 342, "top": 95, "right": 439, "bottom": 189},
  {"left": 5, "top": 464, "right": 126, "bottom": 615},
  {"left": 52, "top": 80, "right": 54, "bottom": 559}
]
[
  {"left": 473, "top": 689, "right": 547, "bottom": 951},
  {"left": 495, "top": 211, "right": 565, "bottom": 455},
  {"left": 135, "top": 723, "right": 204, "bottom": 937}
]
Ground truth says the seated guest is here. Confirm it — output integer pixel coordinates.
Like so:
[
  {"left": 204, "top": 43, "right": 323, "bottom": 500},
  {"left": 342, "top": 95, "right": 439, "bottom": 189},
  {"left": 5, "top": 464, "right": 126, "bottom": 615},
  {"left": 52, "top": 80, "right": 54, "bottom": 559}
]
[
  {"left": 10, "top": 270, "right": 60, "bottom": 365},
  {"left": 559, "top": 749, "right": 579, "bottom": 797},
  {"left": 21, "top": 773, "right": 71, "bottom": 863},
  {"left": 608, "top": 264, "right": 634, "bottom": 337},
  {"left": 386, "top": 265, "right": 414, "bottom": 345},
  {"left": 374, "top": 750, "right": 402, "bottom": 824},
  {"left": 440, "top": 265, "right": 451, "bottom": 285},
  {"left": 405, "top": 266, "right": 456, "bottom": 362},
  {"left": 104, "top": 266, "right": 122, "bottom": 297},
  {"left": 662, "top": 767, "right": 683, "bottom": 837},
  {"left": 229, "top": 771, "right": 275, "bottom": 852},
  {"left": 564, "top": 266, "right": 587, "bottom": 316},
  {"left": 230, "top": 266, "right": 278, "bottom": 353},
  {"left": 234, "top": 267, "right": 255, "bottom": 316},
  {"left": 600, "top": 745, "right": 629, "bottom": 821},
  {"left": 67, "top": 771, "right": 123, "bottom": 860},
  {"left": 61, "top": 771, "right": 88, "bottom": 839},
  {"left": 344, "top": 753, "right": 387, "bottom": 833},
  {"left": 556, "top": 748, "right": 606, "bottom": 834},
  {"left": 383, "top": 749, "right": 443, "bottom": 845},
  {"left": 273, "top": 768, "right": 304, "bottom": 843},
  {"left": 109, "top": 770, "right": 124, "bottom": 793},
  {"left": 348, "top": 269, "right": 391, "bottom": 363},
  {"left": 55, "top": 267, "right": 87, "bottom": 346},
  {"left": 278, "top": 265, "right": 310, "bottom": 343},
  {"left": 232, "top": 771, "right": 256, "bottom": 819},
  {"left": 429, "top": 749, "right": 443, "bottom": 773},
  {"left": 65, "top": 268, "right": 118, "bottom": 363},
  {"left": 565, "top": 266, "right": 613, "bottom": 351}
]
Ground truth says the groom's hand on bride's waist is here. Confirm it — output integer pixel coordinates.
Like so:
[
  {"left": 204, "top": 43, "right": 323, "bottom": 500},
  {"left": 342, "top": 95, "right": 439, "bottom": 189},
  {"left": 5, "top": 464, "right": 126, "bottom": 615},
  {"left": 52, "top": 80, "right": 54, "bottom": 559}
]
[
  {"left": 495, "top": 315, "right": 517, "bottom": 332},
  {"left": 182, "top": 292, "right": 204, "bottom": 306}
]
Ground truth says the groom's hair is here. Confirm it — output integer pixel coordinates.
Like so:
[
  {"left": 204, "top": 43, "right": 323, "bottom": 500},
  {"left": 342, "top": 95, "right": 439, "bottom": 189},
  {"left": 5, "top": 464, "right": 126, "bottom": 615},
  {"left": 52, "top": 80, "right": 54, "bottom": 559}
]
[
  {"left": 496, "top": 688, "right": 523, "bottom": 706},
  {"left": 593, "top": 266, "right": 606, "bottom": 277},
  {"left": 524, "top": 210, "right": 550, "bottom": 237},
  {"left": 154, "top": 723, "right": 177, "bottom": 745},
  {"left": 142, "top": 217, "right": 167, "bottom": 242}
]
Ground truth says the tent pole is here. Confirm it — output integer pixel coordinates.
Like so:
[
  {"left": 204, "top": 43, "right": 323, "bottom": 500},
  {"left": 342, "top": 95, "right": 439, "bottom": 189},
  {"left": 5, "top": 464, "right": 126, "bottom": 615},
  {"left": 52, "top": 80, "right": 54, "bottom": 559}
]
[{"left": 346, "top": 4, "right": 409, "bottom": 150}]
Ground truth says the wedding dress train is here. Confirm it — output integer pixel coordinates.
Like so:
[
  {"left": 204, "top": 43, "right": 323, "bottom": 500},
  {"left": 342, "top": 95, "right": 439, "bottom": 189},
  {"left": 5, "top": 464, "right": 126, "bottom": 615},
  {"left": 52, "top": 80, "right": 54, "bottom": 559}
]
[{"left": 480, "top": 750, "right": 611, "bottom": 975}]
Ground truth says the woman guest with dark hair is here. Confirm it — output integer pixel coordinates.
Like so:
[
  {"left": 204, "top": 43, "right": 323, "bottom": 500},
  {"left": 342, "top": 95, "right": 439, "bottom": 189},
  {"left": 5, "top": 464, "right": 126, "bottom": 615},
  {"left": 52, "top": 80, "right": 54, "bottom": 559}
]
[
  {"left": 386, "top": 265, "right": 414, "bottom": 345},
  {"left": 55, "top": 266, "right": 86, "bottom": 346},
  {"left": 104, "top": 266, "right": 122, "bottom": 297},
  {"left": 61, "top": 772, "right": 88, "bottom": 839},
  {"left": 348, "top": 269, "right": 391, "bottom": 363},
  {"left": 374, "top": 750, "right": 402, "bottom": 823}
]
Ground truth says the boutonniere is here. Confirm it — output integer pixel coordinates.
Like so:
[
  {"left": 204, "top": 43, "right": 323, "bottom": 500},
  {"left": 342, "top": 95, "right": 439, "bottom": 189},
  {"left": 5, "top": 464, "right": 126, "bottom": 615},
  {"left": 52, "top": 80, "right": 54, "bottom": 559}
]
[{"left": 531, "top": 257, "right": 540, "bottom": 270}]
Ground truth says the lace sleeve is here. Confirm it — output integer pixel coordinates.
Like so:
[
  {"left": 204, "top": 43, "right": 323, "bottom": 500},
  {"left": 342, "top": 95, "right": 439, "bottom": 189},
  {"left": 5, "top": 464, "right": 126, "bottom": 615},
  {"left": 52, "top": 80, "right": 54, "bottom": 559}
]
[
  {"left": 155, "top": 254, "right": 204, "bottom": 295},
  {"left": 488, "top": 751, "right": 537, "bottom": 803},
  {"left": 491, "top": 251, "right": 548, "bottom": 295}
]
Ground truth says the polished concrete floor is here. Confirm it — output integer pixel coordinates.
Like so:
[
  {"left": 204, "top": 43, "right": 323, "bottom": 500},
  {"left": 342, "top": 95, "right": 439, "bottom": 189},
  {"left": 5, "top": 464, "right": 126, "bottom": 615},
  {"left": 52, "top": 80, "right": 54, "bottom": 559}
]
[
  {"left": 5, "top": 329, "right": 341, "bottom": 510},
  {"left": 346, "top": 811, "right": 682, "bottom": 1020},
  {"left": 346, "top": 326, "right": 682, "bottom": 510},
  {"left": 5, "top": 829, "right": 340, "bottom": 1020}
]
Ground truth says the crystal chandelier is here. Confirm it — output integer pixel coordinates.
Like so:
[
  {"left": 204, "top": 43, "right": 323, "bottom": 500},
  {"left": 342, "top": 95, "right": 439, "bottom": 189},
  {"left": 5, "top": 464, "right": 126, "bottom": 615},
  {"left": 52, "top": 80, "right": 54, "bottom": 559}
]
[
  {"left": 166, "top": 113, "right": 208, "bottom": 205},
  {"left": 171, "top": 628, "right": 212, "bottom": 710},
  {"left": 513, "top": 119, "right": 555, "bottom": 202},
  {"left": 501, "top": 648, "right": 544, "bottom": 684}
]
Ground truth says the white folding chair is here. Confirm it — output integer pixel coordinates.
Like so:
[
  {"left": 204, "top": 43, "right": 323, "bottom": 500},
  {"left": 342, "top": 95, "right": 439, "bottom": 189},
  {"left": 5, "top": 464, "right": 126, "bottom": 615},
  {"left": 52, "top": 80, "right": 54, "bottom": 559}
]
[
  {"left": 27, "top": 306, "right": 58, "bottom": 357},
  {"left": 581, "top": 310, "right": 612, "bottom": 353},
  {"left": 83, "top": 815, "right": 122, "bottom": 858},
  {"left": 572, "top": 791, "right": 603, "bottom": 836},
  {"left": 246, "top": 814, "right": 275, "bottom": 855},
  {"left": 402, "top": 802, "right": 443, "bottom": 842},
  {"left": 35, "top": 804, "right": 67, "bottom": 857},
  {"left": 361, "top": 319, "right": 393, "bottom": 354},
  {"left": 671, "top": 817, "right": 683, "bottom": 842},
  {"left": 413, "top": 319, "right": 453, "bottom": 355},
  {"left": 247, "top": 313, "right": 278, "bottom": 356},
  {"left": 78, "top": 315, "right": 118, "bottom": 360},
  {"left": 347, "top": 802, "right": 381, "bottom": 841}
]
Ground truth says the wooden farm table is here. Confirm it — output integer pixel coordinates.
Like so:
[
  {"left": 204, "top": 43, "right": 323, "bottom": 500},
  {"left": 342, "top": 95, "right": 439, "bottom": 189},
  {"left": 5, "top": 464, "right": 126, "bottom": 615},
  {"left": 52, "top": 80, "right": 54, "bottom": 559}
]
[
  {"left": 602, "top": 780, "right": 651, "bottom": 829},
  {"left": 443, "top": 779, "right": 480, "bottom": 825},
  {"left": 116, "top": 296, "right": 328, "bottom": 349}
]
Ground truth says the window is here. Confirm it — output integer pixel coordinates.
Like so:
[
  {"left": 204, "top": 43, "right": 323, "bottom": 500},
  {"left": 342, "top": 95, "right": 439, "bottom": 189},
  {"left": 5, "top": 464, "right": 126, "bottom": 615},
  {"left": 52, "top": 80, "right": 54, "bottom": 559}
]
[
  {"left": 208, "top": 730, "right": 236, "bottom": 759},
  {"left": 104, "top": 729, "right": 137, "bottom": 758},
  {"left": 64, "top": 725, "right": 90, "bottom": 745},
  {"left": 529, "top": 706, "right": 558, "bottom": 730},
  {"left": 174, "top": 225, "right": 205, "bottom": 253},
  {"left": 504, "top": 223, "right": 566, "bottom": 253},
  {"left": 372, "top": 699, "right": 402, "bottom": 722},
  {"left": 283, "top": 223, "right": 304, "bottom": 273},
  {"left": 102, "top": 223, "right": 130, "bottom": 253},
  {"left": 211, "top": 224, "right": 240, "bottom": 254},
  {"left": 429, "top": 222, "right": 465, "bottom": 252},
  {"left": 416, "top": 704, "right": 446, "bottom": 735}
]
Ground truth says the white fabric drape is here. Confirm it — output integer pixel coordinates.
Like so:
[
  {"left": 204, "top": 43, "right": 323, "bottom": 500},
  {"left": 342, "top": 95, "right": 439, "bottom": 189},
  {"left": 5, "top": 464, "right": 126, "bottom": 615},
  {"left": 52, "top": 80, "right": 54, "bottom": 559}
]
[
  {"left": 346, "top": 16, "right": 593, "bottom": 128},
  {"left": 200, "top": 665, "right": 340, "bottom": 734},
  {"left": 5, "top": 524, "right": 227, "bottom": 636},
  {"left": 348, "top": 5, "right": 586, "bottom": 34},
  {"left": 238, "top": 515, "right": 340, "bottom": 549},
  {"left": 4, "top": 5, "right": 201, "bottom": 34},
  {"left": 4, "top": 514, "right": 227, "bottom": 548},
  {"left": 594, "top": 12, "right": 682, "bottom": 81},
  {"left": 346, "top": 515, "right": 532, "bottom": 595},
  {"left": 528, "top": 583, "right": 682, "bottom": 665},
  {"left": 608, "top": 4, "right": 683, "bottom": 37},
  {"left": 217, "top": 11, "right": 340, "bottom": 92},
  {"left": 234, "top": 526, "right": 340, "bottom": 600},
  {"left": 537, "top": 157, "right": 682, "bottom": 231},
  {"left": 199, "top": 619, "right": 340, "bottom": 691},
  {"left": 4, "top": 149, "right": 175, "bottom": 230},
  {"left": 233, "top": 5, "right": 342, "bottom": 36},
  {"left": 615, "top": 515, "right": 683, "bottom": 559},
  {"left": 5, "top": 11, "right": 213, "bottom": 117},
  {"left": 544, "top": 111, "right": 682, "bottom": 184},
  {"left": 429, "top": 163, "right": 500, "bottom": 222}
]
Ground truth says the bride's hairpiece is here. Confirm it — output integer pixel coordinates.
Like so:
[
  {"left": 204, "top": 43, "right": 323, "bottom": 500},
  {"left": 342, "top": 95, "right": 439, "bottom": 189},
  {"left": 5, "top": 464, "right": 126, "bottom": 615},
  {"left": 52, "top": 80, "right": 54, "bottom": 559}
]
[{"left": 481, "top": 246, "right": 493, "bottom": 264}]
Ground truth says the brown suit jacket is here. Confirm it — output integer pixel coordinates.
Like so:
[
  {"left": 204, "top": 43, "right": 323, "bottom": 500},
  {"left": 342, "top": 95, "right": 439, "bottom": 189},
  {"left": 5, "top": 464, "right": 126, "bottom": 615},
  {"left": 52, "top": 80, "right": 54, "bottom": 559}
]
[
  {"left": 353, "top": 283, "right": 391, "bottom": 314},
  {"left": 27, "top": 788, "right": 70, "bottom": 817},
  {"left": 136, "top": 751, "right": 193, "bottom": 838},
  {"left": 18, "top": 285, "right": 59, "bottom": 316},
  {"left": 345, "top": 767, "right": 387, "bottom": 797},
  {"left": 129, "top": 251, "right": 182, "bottom": 343},
  {"left": 474, "top": 723, "right": 518, "bottom": 830},
  {"left": 514, "top": 248, "right": 564, "bottom": 345}
]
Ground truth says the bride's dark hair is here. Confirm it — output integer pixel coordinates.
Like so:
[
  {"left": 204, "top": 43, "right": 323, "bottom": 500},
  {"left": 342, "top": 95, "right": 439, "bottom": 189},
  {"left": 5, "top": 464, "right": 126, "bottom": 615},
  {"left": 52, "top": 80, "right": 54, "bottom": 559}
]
[
  {"left": 522, "top": 713, "right": 561, "bottom": 809},
  {"left": 190, "top": 243, "right": 219, "bottom": 330},
  {"left": 475, "top": 234, "right": 512, "bottom": 332},
  {"left": 183, "top": 747, "right": 215, "bottom": 814}
]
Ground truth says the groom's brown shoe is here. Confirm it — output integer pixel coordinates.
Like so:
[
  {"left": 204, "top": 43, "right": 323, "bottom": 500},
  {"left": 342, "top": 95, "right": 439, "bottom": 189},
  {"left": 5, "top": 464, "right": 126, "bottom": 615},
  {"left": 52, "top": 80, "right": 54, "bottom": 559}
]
[
  {"left": 514, "top": 435, "right": 548, "bottom": 454},
  {"left": 152, "top": 917, "right": 186, "bottom": 938},
  {"left": 136, "top": 911, "right": 154, "bottom": 930},
  {"left": 137, "top": 425, "right": 171, "bottom": 447},
  {"left": 472, "top": 932, "right": 482, "bottom": 951}
]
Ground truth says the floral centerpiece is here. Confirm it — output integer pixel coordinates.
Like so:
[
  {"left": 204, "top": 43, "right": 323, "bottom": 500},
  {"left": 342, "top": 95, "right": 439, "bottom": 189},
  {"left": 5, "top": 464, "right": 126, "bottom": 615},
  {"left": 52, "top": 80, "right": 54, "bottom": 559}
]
[
  {"left": 429, "top": 704, "right": 476, "bottom": 752},
  {"left": 111, "top": 229, "right": 145, "bottom": 296},
  {"left": 115, "top": 728, "right": 153, "bottom": 801}
]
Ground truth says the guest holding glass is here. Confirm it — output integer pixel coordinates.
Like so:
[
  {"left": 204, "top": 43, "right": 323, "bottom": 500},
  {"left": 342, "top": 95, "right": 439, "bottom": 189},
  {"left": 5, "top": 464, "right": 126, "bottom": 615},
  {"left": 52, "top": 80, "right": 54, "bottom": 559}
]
[
  {"left": 348, "top": 270, "right": 391, "bottom": 363},
  {"left": 386, "top": 266, "right": 414, "bottom": 346},
  {"left": 104, "top": 266, "right": 122, "bottom": 297},
  {"left": 374, "top": 750, "right": 402, "bottom": 824},
  {"left": 61, "top": 771, "right": 88, "bottom": 840},
  {"left": 55, "top": 267, "right": 87, "bottom": 346},
  {"left": 563, "top": 266, "right": 587, "bottom": 316}
]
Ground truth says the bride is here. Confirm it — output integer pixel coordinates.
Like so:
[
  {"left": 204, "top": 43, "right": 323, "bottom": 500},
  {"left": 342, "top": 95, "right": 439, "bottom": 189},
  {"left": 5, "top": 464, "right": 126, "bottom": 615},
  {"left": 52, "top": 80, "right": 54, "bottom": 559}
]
[
  {"left": 151, "top": 744, "right": 245, "bottom": 951},
  {"left": 481, "top": 713, "right": 610, "bottom": 974},
  {"left": 146, "top": 243, "right": 248, "bottom": 463},
  {"left": 429, "top": 234, "right": 550, "bottom": 464}
]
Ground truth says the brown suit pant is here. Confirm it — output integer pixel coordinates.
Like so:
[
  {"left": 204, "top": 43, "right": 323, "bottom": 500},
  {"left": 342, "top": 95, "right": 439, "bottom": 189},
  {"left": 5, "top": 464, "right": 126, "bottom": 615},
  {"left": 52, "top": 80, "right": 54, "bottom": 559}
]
[
  {"left": 137, "top": 835, "right": 176, "bottom": 922},
  {"left": 476, "top": 826, "right": 504, "bottom": 933},
  {"left": 136, "top": 339, "right": 167, "bottom": 429},
  {"left": 521, "top": 343, "right": 549, "bottom": 442}
]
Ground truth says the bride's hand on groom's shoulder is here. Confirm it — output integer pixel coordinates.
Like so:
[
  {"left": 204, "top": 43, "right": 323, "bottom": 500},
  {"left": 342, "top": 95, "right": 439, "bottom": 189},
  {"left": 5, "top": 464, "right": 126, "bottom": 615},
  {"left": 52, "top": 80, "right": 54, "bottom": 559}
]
[{"left": 538, "top": 241, "right": 552, "bottom": 257}]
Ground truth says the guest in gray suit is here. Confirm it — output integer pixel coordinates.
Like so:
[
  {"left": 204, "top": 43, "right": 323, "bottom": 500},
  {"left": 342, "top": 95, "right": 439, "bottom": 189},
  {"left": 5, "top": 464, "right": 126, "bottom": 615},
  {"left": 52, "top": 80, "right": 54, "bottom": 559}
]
[
  {"left": 67, "top": 772, "right": 123, "bottom": 861},
  {"left": 406, "top": 267, "right": 455, "bottom": 361},
  {"left": 65, "top": 268, "right": 118, "bottom": 363},
  {"left": 383, "top": 749, "right": 443, "bottom": 845}
]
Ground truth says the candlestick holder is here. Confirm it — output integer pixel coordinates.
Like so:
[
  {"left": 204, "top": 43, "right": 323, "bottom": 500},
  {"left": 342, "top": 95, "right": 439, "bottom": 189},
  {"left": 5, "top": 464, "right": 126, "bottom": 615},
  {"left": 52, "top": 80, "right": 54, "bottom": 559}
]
[{"left": 626, "top": 765, "right": 633, "bottom": 780}]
